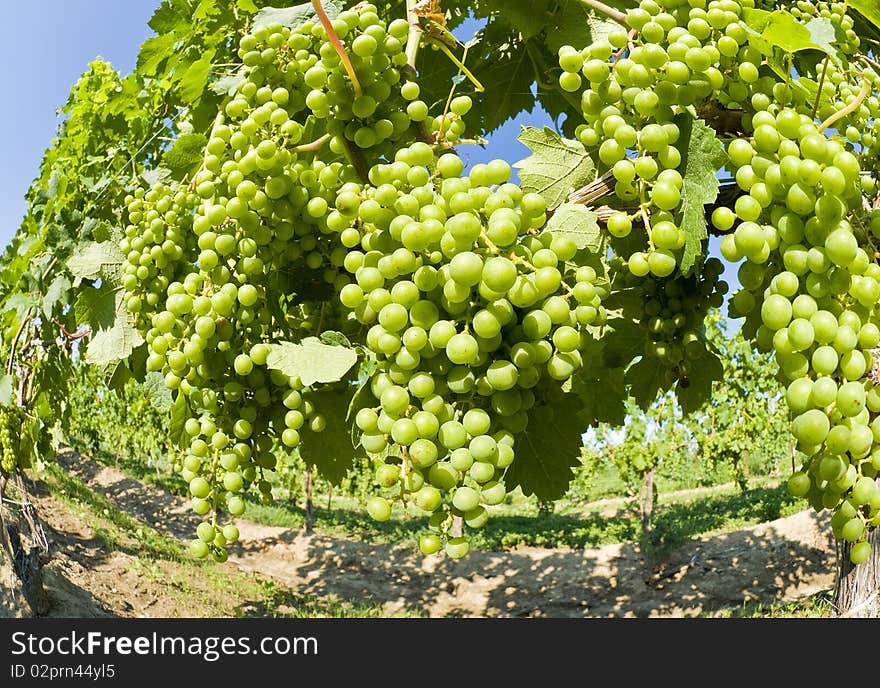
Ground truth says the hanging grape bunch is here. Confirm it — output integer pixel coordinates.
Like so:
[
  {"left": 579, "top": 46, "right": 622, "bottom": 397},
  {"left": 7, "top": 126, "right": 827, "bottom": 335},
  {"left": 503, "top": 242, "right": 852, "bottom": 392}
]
[{"left": 558, "top": 0, "right": 880, "bottom": 564}]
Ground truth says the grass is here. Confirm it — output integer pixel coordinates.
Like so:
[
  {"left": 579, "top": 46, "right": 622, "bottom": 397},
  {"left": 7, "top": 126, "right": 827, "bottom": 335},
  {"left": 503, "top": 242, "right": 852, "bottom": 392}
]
[
  {"left": 45, "top": 461, "right": 183, "bottom": 561},
  {"left": 706, "top": 590, "right": 833, "bottom": 618},
  {"left": 67, "top": 438, "right": 803, "bottom": 556},
  {"left": 42, "top": 461, "right": 400, "bottom": 618}
]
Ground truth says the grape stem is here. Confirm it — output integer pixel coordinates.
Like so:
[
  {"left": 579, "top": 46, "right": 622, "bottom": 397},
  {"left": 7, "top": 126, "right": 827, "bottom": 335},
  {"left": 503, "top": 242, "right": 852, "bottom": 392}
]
[
  {"left": 293, "top": 133, "right": 331, "bottom": 152},
  {"left": 405, "top": 0, "right": 422, "bottom": 72},
  {"left": 818, "top": 75, "right": 871, "bottom": 133},
  {"left": 338, "top": 135, "right": 370, "bottom": 182},
  {"left": 811, "top": 56, "right": 830, "bottom": 120},
  {"left": 404, "top": 0, "right": 435, "bottom": 146},
  {"left": 310, "top": 0, "right": 362, "bottom": 98},
  {"left": 578, "top": 0, "right": 627, "bottom": 24},
  {"left": 434, "top": 42, "right": 484, "bottom": 93}
]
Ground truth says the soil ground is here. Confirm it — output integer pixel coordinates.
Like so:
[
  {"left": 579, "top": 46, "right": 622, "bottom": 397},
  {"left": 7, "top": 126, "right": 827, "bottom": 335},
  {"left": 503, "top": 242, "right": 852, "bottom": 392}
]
[{"left": 1, "top": 449, "right": 836, "bottom": 618}]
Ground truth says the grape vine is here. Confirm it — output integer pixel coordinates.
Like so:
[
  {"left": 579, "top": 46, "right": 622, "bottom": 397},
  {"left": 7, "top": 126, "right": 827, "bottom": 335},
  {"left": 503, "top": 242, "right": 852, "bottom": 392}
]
[{"left": 4, "top": 0, "right": 880, "bottom": 617}]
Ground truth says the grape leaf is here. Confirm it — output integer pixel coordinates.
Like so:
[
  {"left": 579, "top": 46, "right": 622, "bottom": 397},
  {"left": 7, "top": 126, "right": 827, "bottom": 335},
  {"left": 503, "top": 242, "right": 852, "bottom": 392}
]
[
  {"left": 143, "top": 371, "right": 173, "bottom": 413},
  {"left": 544, "top": 0, "right": 626, "bottom": 54},
  {"left": 42, "top": 275, "right": 71, "bottom": 319},
  {"left": 626, "top": 356, "right": 666, "bottom": 410},
  {"left": 75, "top": 280, "right": 143, "bottom": 366},
  {"left": 804, "top": 18, "right": 840, "bottom": 58},
  {"left": 163, "top": 133, "right": 208, "bottom": 175},
  {"left": 74, "top": 283, "right": 118, "bottom": 331},
  {"left": 254, "top": 1, "right": 342, "bottom": 30},
  {"left": 469, "top": 23, "right": 535, "bottom": 135},
  {"left": 485, "top": 0, "right": 551, "bottom": 40},
  {"left": 211, "top": 74, "right": 247, "bottom": 96},
  {"left": 179, "top": 50, "right": 216, "bottom": 103},
  {"left": 237, "top": 0, "right": 259, "bottom": 11},
  {"left": 515, "top": 126, "right": 596, "bottom": 210},
  {"left": 506, "top": 390, "right": 584, "bottom": 500},
  {"left": 67, "top": 241, "right": 124, "bottom": 282},
  {"left": 0, "top": 375, "right": 14, "bottom": 406},
  {"left": 545, "top": 203, "right": 601, "bottom": 251},
  {"left": 266, "top": 337, "right": 358, "bottom": 386},
  {"left": 591, "top": 315, "right": 646, "bottom": 370},
  {"left": 142, "top": 167, "right": 173, "bottom": 188},
  {"left": 675, "top": 114, "right": 727, "bottom": 276},
  {"left": 137, "top": 34, "right": 177, "bottom": 76},
  {"left": 743, "top": 9, "right": 839, "bottom": 60},
  {"left": 299, "top": 385, "right": 362, "bottom": 485},
  {"left": 571, "top": 366, "right": 627, "bottom": 428},
  {"left": 85, "top": 318, "right": 144, "bottom": 367},
  {"left": 319, "top": 330, "right": 352, "bottom": 347},
  {"left": 849, "top": 0, "right": 880, "bottom": 31},
  {"left": 169, "top": 392, "right": 190, "bottom": 447},
  {"left": 675, "top": 349, "right": 723, "bottom": 414}
]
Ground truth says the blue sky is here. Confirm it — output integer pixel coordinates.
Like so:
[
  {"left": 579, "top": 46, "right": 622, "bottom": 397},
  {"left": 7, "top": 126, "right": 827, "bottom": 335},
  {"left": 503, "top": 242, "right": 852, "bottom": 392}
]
[{"left": 0, "top": 1, "right": 160, "bottom": 247}]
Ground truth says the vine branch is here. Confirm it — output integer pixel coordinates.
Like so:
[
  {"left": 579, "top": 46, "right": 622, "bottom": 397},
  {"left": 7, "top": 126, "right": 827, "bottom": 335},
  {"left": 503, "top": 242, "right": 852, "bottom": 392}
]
[
  {"left": 311, "top": 0, "right": 362, "bottom": 97},
  {"left": 578, "top": 0, "right": 627, "bottom": 24},
  {"left": 818, "top": 75, "right": 871, "bottom": 132}
]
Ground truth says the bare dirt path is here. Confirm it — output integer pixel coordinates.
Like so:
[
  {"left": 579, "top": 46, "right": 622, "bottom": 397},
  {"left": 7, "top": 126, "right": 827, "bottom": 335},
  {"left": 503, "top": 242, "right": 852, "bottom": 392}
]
[{"left": 9, "top": 450, "right": 836, "bottom": 618}]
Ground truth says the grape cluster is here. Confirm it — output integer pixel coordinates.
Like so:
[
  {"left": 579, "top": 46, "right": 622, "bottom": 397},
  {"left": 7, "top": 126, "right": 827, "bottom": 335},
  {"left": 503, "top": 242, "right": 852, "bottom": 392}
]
[
  {"left": 0, "top": 406, "right": 29, "bottom": 473},
  {"left": 558, "top": 0, "right": 752, "bottom": 275},
  {"left": 328, "top": 141, "right": 609, "bottom": 556},
  {"left": 121, "top": 7, "right": 434, "bottom": 561},
  {"left": 565, "top": 0, "right": 880, "bottom": 564},
  {"left": 721, "top": 108, "right": 880, "bottom": 563},
  {"left": 615, "top": 259, "right": 726, "bottom": 381}
]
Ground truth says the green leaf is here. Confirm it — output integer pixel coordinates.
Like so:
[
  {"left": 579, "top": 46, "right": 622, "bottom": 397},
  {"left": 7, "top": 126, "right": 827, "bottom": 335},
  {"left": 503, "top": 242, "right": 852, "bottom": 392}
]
[
  {"left": 515, "top": 126, "right": 596, "bottom": 210},
  {"left": 42, "top": 275, "right": 71, "bottom": 319},
  {"left": 544, "top": 0, "right": 627, "bottom": 54},
  {"left": 178, "top": 50, "right": 216, "bottom": 102},
  {"left": 74, "top": 283, "right": 117, "bottom": 330},
  {"left": 299, "top": 385, "right": 361, "bottom": 484},
  {"left": 143, "top": 371, "right": 173, "bottom": 413},
  {"left": 0, "top": 375, "right": 14, "bottom": 406},
  {"left": 486, "top": 0, "right": 551, "bottom": 39},
  {"left": 75, "top": 281, "right": 143, "bottom": 366},
  {"left": 675, "top": 350, "right": 723, "bottom": 414},
  {"left": 142, "top": 167, "right": 173, "bottom": 188},
  {"left": 743, "top": 9, "right": 839, "bottom": 59},
  {"left": 265, "top": 337, "right": 358, "bottom": 386},
  {"left": 237, "top": 0, "right": 259, "bottom": 12},
  {"left": 169, "top": 392, "right": 190, "bottom": 448},
  {"left": 163, "top": 133, "right": 208, "bottom": 174},
  {"left": 211, "top": 74, "right": 247, "bottom": 96},
  {"left": 85, "top": 318, "right": 145, "bottom": 367},
  {"left": 254, "top": 1, "right": 342, "bottom": 30},
  {"left": 137, "top": 34, "right": 177, "bottom": 76},
  {"left": 545, "top": 203, "right": 601, "bottom": 251},
  {"left": 319, "top": 330, "right": 352, "bottom": 347},
  {"left": 468, "top": 26, "right": 535, "bottom": 135},
  {"left": 804, "top": 17, "right": 840, "bottom": 58},
  {"left": 591, "top": 316, "right": 645, "bottom": 370},
  {"left": 850, "top": 0, "right": 880, "bottom": 31},
  {"left": 626, "top": 356, "right": 666, "bottom": 410},
  {"left": 506, "top": 389, "right": 584, "bottom": 500},
  {"left": 674, "top": 113, "right": 727, "bottom": 276},
  {"left": 67, "top": 241, "right": 124, "bottom": 281},
  {"left": 571, "top": 366, "right": 627, "bottom": 427}
]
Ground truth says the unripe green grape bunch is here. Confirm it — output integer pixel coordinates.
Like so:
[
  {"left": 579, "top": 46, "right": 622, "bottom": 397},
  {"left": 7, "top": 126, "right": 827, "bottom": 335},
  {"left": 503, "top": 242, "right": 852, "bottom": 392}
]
[
  {"left": 120, "top": 3, "right": 613, "bottom": 561},
  {"left": 0, "top": 406, "right": 30, "bottom": 473},
  {"left": 564, "top": 0, "right": 880, "bottom": 564},
  {"left": 330, "top": 141, "right": 612, "bottom": 557},
  {"left": 122, "top": 6, "right": 436, "bottom": 561}
]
